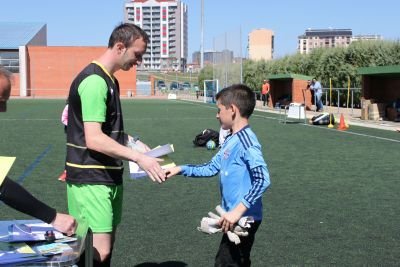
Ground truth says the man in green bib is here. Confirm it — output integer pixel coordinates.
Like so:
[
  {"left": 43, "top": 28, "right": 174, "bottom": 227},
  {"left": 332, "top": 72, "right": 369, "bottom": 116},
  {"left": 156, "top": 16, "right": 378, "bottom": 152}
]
[{"left": 66, "top": 23, "right": 166, "bottom": 266}]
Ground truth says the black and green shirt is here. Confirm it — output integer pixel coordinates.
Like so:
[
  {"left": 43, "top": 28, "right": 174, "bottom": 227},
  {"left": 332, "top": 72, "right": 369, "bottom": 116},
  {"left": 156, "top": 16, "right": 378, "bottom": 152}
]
[{"left": 66, "top": 61, "right": 127, "bottom": 185}]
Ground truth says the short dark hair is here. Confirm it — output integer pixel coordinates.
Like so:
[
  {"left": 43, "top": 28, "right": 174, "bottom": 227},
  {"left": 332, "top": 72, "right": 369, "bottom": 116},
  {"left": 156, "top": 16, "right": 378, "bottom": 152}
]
[
  {"left": 216, "top": 84, "right": 256, "bottom": 118},
  {"left": 108, "top": 23, "right": 149, "bottom": 48}
]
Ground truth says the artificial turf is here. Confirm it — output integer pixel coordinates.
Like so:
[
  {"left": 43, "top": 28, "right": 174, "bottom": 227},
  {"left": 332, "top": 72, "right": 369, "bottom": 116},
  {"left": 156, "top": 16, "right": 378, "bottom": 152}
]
[{"left": 0, "top": 99, "right": 399, "bottom": 266}]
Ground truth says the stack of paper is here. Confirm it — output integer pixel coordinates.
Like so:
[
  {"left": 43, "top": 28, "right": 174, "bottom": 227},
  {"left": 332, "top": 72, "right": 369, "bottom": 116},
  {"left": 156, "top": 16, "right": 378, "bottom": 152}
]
[
  {"left": 129, "top": 144, "right": 176, "bottom": 179},
  {"left": 35, "top": 243, "right": 72, "bottom": 256}
]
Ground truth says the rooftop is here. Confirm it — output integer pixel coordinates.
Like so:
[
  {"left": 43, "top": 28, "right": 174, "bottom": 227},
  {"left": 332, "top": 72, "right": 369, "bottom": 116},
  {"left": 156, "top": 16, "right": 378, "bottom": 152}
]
[
  {"left": 358, "top": 65, "right": 400, "bottom": 77},
  {"left": 0, "top": 22, "right": 46, "bottom": 49}
]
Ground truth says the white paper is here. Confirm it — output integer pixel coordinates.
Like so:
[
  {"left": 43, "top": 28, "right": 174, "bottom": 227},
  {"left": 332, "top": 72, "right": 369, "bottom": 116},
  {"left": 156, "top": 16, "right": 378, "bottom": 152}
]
[{"left": 129, "top": 144, "right": 175, "bottom": 179}]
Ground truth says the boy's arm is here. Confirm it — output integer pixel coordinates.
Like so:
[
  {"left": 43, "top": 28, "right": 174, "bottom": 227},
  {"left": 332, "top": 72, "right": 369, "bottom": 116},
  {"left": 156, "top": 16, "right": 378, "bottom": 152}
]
[
  {"left": 166, "top": 152, "right": 222, "bottom": 178},
  {"left": 180, "top": 152, "right": 222, "bottom": 177},
  {"left": 242, "top": 146, "right": 271, "bottom": 208}
]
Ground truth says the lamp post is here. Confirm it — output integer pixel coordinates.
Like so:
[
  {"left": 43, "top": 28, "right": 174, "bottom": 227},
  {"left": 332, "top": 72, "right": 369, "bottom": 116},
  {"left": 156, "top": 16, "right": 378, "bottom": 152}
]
[{"left": 200, "top": 0, "right": 204, "bottom": 69}]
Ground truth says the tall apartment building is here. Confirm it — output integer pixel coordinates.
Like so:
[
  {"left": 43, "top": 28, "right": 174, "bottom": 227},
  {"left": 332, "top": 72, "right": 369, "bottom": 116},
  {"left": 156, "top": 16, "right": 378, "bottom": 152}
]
[
  {"left": 298, "top": 28, "right": 352, "bottom": 54},
  {"left": 248, "top": 29, "right": 274, "bottom": 61},
  {"left": 124, "top": 0, "right": 188, "bottom": 71}
]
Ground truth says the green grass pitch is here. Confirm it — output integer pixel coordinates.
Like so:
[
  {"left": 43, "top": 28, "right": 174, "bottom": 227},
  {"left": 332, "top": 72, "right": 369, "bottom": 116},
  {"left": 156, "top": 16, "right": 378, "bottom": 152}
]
[{"left": 0, "top": 99, "right": 399, "bottom": 266}]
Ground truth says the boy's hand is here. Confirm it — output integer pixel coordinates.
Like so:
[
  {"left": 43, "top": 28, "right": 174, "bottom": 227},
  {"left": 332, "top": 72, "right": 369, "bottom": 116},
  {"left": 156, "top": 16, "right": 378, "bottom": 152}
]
[
  {"left": 219, "top": 203, "right": 247, "bottom": 233},
  {"left": 165, "top": 166, "right": 182, "bottom": 179},
  {"left": 219, "top": 211, "right": 241, "bottom": 233}
]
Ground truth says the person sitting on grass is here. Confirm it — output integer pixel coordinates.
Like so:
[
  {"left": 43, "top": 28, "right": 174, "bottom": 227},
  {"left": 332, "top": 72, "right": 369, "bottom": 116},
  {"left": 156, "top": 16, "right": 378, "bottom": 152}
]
[{"left": 166, "top": 84, "right": 271, "bottom": 267}]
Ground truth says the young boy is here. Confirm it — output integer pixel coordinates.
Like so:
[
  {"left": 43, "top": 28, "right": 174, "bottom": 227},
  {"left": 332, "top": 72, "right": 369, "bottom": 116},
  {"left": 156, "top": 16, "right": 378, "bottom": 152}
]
[{"left": 166, "top": 84, "right": 271, "bottom": 267}]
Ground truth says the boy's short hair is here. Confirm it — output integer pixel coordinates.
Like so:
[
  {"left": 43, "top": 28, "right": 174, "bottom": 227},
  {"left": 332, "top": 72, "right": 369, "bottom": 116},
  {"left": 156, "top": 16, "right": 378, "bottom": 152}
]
[{"left": 216, "top": 84, "right": 256, "bottom": 118}]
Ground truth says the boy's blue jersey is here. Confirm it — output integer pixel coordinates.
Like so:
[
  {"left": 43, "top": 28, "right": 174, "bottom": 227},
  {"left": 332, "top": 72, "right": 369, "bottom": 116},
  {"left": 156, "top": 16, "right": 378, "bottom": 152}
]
[{"left": 181, "top": 125, "right": 270, "bottom": 221}]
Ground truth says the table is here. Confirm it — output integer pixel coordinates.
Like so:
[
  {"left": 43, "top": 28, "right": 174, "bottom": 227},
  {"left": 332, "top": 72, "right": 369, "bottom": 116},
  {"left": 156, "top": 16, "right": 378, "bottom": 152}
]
[{"left": 0, "top": 219, "right": 92, "bottom": 267}]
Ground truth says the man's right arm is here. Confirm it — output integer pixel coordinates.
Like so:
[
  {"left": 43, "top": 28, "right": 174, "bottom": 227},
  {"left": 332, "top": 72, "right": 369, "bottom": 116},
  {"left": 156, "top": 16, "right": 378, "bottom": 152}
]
[
  {"left": 78, "top": 75, "right": 165, "bottom": 183},
  {"left": 84, "top": 122, "right": 166, "bottom": 183}
]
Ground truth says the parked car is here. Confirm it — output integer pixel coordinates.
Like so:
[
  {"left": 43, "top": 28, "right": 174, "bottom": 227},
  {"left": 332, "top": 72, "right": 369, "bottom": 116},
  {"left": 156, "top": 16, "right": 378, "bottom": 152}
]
[
  {"left": 157, "top": 80, "right": 166, "bottom": 90},
  {"left": 182, "top": 82, "right": 191, "bottom": 90},
  {"left": 170, "top": 81, "right": 180, "bottom": 90}
]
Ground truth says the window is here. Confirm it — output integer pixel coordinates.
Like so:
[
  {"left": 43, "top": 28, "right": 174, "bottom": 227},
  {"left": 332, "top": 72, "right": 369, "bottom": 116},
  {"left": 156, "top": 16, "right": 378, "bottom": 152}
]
[
  {"left": 136, "top": 7, "right": 141, "bottom": 21},
  {"left": 0, "top": 51, "right": 19, "bottom": 73},
  {"left": 162, "top": 7, "right": 167, "bottom": 21},
  {"left": 162, "top": 41, "right": 167, "bottom": 55}
]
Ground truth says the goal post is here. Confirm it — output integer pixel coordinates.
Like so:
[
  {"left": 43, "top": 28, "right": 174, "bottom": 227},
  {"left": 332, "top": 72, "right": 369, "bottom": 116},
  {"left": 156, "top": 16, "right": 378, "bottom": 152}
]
[{"left": 203, "top": 79, "right": 219, "bottom": 104}]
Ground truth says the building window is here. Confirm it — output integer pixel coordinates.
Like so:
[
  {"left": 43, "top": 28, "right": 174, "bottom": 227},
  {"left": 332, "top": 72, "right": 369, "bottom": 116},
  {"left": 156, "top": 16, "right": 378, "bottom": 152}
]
[
  {"left": 162, "top": 7, "right": 167, "bottom": 21},
  {"left": 162, "top": 41, "right": 167, "bottom": 55},
  {"left": 162, "top": 25, "right": 167, "bottom": 37},
  {"left": 0, "top": 51, "right": 19, "bottom": 73},
  {"left": 136, "top": 7, "right": 141, "bottom": 21}
]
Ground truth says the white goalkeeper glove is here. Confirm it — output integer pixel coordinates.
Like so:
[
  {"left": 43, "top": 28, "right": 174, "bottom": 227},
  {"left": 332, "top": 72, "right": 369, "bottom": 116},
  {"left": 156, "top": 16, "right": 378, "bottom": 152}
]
[{"left": 197, "top": 205, "right": 254, "bottom": 245}]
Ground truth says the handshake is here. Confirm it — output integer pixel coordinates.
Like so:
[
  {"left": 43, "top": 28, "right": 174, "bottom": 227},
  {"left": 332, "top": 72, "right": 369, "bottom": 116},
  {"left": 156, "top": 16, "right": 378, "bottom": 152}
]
[{"left": 197, "top": 205, "right": 254, "bottom": 245}]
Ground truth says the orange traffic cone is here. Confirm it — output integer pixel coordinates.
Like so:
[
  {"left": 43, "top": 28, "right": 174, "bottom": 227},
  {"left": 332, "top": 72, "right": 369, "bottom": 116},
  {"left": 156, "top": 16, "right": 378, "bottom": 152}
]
[{"left": 337, "top": 114, "right": 348, "bottom": 131}]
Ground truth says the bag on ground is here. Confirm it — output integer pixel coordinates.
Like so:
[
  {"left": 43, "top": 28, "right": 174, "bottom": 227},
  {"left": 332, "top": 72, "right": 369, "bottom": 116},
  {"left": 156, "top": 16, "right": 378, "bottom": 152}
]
[
  {"left": 310, "top": 113, "right": 335, "bottom": 125},
  {"left": 193, "top": 129, "right": 220, "bottom": 147}
]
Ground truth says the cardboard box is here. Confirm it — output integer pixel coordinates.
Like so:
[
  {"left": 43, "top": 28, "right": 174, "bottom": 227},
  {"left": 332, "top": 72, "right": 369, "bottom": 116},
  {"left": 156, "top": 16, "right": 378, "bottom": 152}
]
[
  {"left": 368, "top": 103, "right": 386, "bottom": 120},
  {"left": 386, "top": 107, "right": 398, "bottom": 121},
  {"left": 361, "top": 107, "right": 368, "bottom": 120}
]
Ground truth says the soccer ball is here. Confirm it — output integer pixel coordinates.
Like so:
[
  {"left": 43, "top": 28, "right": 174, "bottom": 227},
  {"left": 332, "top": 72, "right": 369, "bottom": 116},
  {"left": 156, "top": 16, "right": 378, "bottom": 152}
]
[{"left": 206, "top": 140, "right": 216, "bottom": 150}]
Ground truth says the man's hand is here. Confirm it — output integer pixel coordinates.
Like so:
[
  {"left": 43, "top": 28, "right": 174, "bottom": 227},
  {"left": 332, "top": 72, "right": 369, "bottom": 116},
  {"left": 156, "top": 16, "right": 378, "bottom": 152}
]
[
  {"left": 165, "top": 166, "right": 182, "bottom": 179},
  {"left": 51, "top": 213, "right": 77, "bottom": 236},
  {"left": 136, "top": 155, "right": 166, "bottom": 183}
]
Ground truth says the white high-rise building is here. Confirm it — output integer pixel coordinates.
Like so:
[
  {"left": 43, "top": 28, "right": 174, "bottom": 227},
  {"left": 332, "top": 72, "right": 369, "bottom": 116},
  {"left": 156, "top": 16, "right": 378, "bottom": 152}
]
[
  {"left": 352, "top": 34, "right": 383, "bottom": 42},
  {"left": 298, "top": 28, "right": 352, "bottom": 54},
  {"left": 124, "top": 0, "right": 188, "bottom": 71}
]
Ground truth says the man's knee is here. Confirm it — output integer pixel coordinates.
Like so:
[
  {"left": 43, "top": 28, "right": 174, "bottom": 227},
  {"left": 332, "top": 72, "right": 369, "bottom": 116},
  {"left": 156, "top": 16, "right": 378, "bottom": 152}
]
[{"left": 94, "top": 247, "right": 112, "bottom": 262}]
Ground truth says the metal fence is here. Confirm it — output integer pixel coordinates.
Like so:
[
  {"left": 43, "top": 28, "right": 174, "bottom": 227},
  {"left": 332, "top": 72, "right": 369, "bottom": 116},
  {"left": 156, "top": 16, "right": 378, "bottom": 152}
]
[{"left": 319, "top": 87, "right": 362, "bottom": 115}]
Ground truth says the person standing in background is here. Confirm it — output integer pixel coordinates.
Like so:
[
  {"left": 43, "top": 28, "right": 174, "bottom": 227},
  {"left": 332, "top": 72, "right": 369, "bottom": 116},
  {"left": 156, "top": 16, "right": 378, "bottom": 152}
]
[
  {"left": 58, "top": 101, "right": 69, "bottom": 182},
  {"left": 310, "top": 78, "right": 324, "bottom": 112},
  {"left": 261, "top": 79, "right": 270, "bottom": 107}
]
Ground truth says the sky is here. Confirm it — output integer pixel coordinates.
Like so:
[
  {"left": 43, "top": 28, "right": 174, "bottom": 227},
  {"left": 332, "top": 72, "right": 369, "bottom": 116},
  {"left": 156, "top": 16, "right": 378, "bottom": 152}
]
[{"left": 2, "top": 0, "right": 400, "bottom": 61}]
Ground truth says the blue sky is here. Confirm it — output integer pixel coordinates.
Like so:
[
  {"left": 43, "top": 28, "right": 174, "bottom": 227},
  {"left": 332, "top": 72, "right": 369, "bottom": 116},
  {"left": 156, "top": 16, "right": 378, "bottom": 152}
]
[{"left": 2, "top": 0, "right": 400, "bottom": 61}]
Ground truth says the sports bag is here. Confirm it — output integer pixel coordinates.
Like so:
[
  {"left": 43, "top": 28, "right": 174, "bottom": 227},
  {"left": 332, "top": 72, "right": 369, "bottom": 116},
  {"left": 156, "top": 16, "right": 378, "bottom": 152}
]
[
  {"left": 311, "top": 113, "right": 335, "bottom": 125},
  {"left": 193, "top": 129, "right": 220, "bottom": 147}
]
